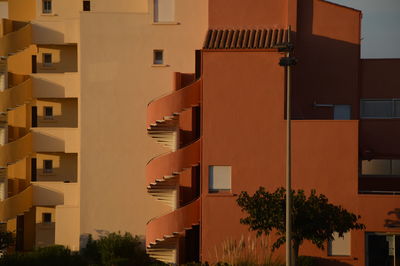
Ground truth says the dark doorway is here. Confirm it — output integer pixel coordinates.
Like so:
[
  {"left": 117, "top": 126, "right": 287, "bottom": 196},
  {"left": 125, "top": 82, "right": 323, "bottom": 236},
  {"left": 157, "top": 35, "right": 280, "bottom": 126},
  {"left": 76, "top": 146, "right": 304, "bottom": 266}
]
[
  {"left": 31, "top": 55, "right": 37, "bottom": 74},
  {"left": 31, "top": 158, "right": 37, "bottom": 182},
  {"left": 16, "top": 215, "right": 24, "bottom": 251},
  {"left": 31, "top": 106, "right": 37, "bottom": 128},
  {"left": 367, "top": 233, "right": 400, "bottom": 266}
]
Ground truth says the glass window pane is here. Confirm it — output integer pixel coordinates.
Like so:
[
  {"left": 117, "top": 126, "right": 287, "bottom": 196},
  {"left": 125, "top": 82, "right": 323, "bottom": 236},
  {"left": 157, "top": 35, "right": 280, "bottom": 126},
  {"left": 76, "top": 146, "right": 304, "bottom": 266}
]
[
  {"left": 394, "top": 100, "right": 400, "bottom": 118},
  {"left": 392, "top": 160, "right": 400, "bottom": 175},
  {"left": 209, "top": 166, "right": 231, "bottom": 192},
  {"left": 362, "top": 160, "right": 391, "bottom": 175},
  {"left": 328, "top": 232, "right": 351, "bottom": 256},
  {"left": 361, "top": 100, "right": 393, "bottom": 118},
  {"left": 154, "top": 0, "right": 175, "bottom": 22}
]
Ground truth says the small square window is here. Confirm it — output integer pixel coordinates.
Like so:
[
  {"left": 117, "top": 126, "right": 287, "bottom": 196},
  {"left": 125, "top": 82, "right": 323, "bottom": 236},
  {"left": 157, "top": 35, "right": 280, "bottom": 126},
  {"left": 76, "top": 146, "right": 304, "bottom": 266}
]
[
  {"left": 42, "top": 0, "right": 52, "bottom": 14},
  {"left": 43, "top": 53, "right": 52, "bottom": 67},
  {"left": 44, "top": 106, "right": 53, "bottom": 119},
  {"left": 153, "top": 50, "right": 164, "bottom": 65},
  {"left": 42, "top": 213, "right": 52, "bottom": 223},
  {"left": 209, "top": 166, "right": 232, "bottom": 193},
  {"left": 43, "top": 160, "right": 53, "bottom": 174},
  {"left": 83, "top": 1, "right": 91, "bottom": 11},
  {"left": 328, "top": 232, "right": 351, "bottom": 256}
]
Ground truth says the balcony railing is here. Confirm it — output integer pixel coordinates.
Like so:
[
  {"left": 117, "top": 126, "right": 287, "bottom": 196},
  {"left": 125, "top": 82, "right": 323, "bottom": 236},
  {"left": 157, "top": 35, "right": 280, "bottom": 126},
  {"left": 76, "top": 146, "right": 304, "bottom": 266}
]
[
  {"left": 0, "top": 185, "right": 32, "bottom": 222},
  {"left": 0, "top": 77, "right": 32, "bottom": 113},
  {"left": 0, "top": 21, "right": 32, "bottom": 57},
  {"left": 0, "top": 132, "right": 32, "bottom": 167}
]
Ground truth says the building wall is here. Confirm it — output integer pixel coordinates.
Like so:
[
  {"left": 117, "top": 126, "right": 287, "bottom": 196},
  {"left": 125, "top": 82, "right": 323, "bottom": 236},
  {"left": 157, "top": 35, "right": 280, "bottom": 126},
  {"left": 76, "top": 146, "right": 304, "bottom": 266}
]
[
  {"left": 292, "top": 0, "right": 361, "bottom": 119},
  {"left": 8, "top": 0, "right": 36, "bottom": 21},
  {"left": 80, "top": 0, "right": 208, "bottom": 238}
]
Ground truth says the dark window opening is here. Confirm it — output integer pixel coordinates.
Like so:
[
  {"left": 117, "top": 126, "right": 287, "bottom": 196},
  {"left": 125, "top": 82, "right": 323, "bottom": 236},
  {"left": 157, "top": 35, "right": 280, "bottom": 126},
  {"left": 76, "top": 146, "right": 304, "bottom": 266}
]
[
  {"left": 44, "top": 160, "right": 53, "bottom": 174},
  {"left": 43, "top": 53, "right": 52, "bottom": 67},
  {"left": 42, "top": 213, "right": 52, "bottom": 223},
  {"left": 83, "top": 1, "right": 91, "bottom": 11},
  {"left": 153, "top": 50, "right": 163, "bottom": 65},
  {"left": 42, "top": 0, "right": 52, "bottom": 14},
  {"left": 31, "top": 158, "right": 37, "bottom": 182},
  {"left": 44, "top": 106, "right": 53, "bottom": 119}
]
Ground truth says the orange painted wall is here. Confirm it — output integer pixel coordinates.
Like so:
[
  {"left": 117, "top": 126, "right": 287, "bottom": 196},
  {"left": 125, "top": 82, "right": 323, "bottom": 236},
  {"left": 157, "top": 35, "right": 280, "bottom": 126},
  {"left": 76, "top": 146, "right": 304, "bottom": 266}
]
[
  {"left": 209, "top": 0, "right": 289, "bottom": 29},
  {"left": 292, "top": 0, "right": 361, "bottom": 119}
]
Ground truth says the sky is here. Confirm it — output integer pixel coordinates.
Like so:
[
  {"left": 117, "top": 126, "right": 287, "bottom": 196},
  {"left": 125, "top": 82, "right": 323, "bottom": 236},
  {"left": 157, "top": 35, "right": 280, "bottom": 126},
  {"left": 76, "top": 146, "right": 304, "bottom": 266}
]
[{"left": 328, "top": 0, "right": 400, "bottom": 58}]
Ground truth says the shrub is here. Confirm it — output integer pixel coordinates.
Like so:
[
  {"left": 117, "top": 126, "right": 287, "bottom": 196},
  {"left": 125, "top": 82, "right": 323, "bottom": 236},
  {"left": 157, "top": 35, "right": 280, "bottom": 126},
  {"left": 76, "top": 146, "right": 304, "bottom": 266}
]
[
  {"left": 297, "top": 256, "right": 316, "bottom": 266},
  {"left": 82, "top": 232, "right": 161, "bottom": 266},
  {"left": 0, "top": 245, "right": 85, "bottom": 266}
]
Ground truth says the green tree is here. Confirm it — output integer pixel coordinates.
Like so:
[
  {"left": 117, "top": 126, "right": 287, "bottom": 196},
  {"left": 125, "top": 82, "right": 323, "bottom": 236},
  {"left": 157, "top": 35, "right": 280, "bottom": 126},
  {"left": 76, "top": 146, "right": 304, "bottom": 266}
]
[{"left": 236, "top": 187, "right": 365, "bottom": 265}]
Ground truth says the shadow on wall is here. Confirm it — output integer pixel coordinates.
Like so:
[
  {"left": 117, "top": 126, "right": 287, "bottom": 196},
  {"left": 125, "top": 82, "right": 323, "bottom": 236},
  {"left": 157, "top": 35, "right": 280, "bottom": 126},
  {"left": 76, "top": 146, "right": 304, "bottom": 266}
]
[
  {"left": 291, "top": 0, "right": 360, "bottom": 120},
  {"left": 385, "top": 208, "right": 400, "bottom": 228},
  {"left": 32, "top": 24, "right": 64, "bottom": 44},
  {"left": 33, "top": 131, "right": 66, "bottom": 151},
  {"left": 32, "top": 76, "right": 67, "bottom": 98},
  {"left": 33, "top": 185, "right": 64, "bottom": 205}
]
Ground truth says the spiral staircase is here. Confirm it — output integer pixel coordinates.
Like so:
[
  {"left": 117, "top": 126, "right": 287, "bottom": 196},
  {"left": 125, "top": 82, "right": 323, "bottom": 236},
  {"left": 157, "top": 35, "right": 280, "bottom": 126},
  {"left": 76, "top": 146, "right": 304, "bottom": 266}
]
[{"left": 146, "top": 74, "right": 202, "bottom": 264}]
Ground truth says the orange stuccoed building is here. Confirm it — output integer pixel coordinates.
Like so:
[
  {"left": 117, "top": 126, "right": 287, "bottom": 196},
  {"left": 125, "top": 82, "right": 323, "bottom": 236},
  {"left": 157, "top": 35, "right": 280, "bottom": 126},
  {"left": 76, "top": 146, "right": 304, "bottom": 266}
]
[{"left": 145, "top": 0, "right": 400, "bottom": 265}]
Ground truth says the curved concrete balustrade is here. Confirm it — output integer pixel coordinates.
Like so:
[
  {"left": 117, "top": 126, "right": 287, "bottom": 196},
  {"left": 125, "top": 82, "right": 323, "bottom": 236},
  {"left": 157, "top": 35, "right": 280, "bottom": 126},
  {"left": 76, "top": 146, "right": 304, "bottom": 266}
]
[
  {"left": 146, "top": 140, "right": 200, "bottom": 187},
  {"left": 0, "top": 23, "right": 32, "bottom": 57},
  {"left": 0, "top": 132, "right": 32, "bottom": 167},
  {"left": 146, "top": 198, "right": 200, "bottom": 247},
  {"left": 0, "top": 78, "right": 32, "bottom": 112},
  {"left": 0, "top": 185, "right": 32, "bottom": 222},
  {"left": 147, "top": 79, "right": 201, "bottom": 128}
]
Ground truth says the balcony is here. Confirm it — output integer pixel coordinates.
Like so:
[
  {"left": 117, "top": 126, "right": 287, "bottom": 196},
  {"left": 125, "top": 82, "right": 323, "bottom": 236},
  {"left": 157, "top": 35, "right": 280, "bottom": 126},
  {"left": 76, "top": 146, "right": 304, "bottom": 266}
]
[
  {"left": 32, "top": 72, "right": 79, "bottom": 98},
  {"left": 0, "top": 185, "right": 32, "bottom": 222},
  {"left": 0, "top": 76, "right": 32, "bottom": 113},
  {"left": 0, "top": 132, "right": 32, "bottom": 167},
  {"left": 32, "top": 128, "right": 79, "bottom": 153},
  {"left": 146, "top": 199, "right": 200, "bottom": 264},
  {"left": 0, "top": 19, "right": 32, "bottom": 57},
  {"left": 0, "top": 182, "right": 78, "bottom": 222}
]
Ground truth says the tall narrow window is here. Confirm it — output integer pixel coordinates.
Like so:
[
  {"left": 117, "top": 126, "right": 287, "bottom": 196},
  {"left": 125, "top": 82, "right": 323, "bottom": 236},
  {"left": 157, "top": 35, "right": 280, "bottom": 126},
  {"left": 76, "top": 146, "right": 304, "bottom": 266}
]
[
  {"left": 43, "top": 53, "right": 52, "bottom": 67},
  {"left": 154, "top": 0, "right": 175, "bottom": 22},
  {"left": 43, "top": 160, "right": 53, "bottom": 174},
  {"left": 44, "top": 106, "right": 53, "bottom": 120},
  {"left": 42, "top": 0, "right": 52, "bottom": 14},
  {"left": 209, "top": 166, "right": 232, "bottom": 193},
  {"left": 153, "top": 50, "right": 164, "bottom": 65},
  {"left": 83, "top": 1, "right": 91, "bottom": 11}
]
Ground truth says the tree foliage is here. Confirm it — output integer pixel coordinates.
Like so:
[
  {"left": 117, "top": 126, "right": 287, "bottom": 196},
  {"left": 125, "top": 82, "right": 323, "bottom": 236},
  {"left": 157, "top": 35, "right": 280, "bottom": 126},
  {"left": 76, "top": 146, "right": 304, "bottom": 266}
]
[{"left": 237, "top": 187, "right": 365, "bottom": 259}]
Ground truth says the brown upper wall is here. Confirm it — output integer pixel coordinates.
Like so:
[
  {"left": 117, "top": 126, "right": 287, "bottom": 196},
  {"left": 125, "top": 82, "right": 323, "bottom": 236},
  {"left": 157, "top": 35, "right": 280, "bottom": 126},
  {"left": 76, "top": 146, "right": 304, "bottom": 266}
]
[
  {"left": 209, "top": 0, "right": 289, "bottom": 29},
  {"left": 361, "top": 59, "right": 400, "bottom": 98},
  {"left": 9, "top": 0, "right": 36, "bottom": 21},
  {"left": 292, "top": 0, "right": 361, "bottom": 119}
]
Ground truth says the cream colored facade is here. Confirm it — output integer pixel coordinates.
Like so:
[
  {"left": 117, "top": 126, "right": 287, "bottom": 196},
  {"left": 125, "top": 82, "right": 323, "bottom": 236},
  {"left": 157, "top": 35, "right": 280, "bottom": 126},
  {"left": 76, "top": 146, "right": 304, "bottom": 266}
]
[
  {"left": 80, "top": 0, "right": 207, "bottom": 240},
  {"left": 0, "top": 0, "right": 207, "bottom": 253}
]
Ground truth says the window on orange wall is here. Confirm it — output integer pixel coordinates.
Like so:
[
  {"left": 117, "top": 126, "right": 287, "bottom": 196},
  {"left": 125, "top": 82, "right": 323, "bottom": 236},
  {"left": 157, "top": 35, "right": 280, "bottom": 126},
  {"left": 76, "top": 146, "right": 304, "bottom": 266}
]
[
  {"left": 83, "top": 0, "right": 91, "bottom": 11},
  {"left": 42, "top": 0, "right": 52, "bottom": 14},
  {"left": 43, "top": 160, "right": 53, "bottom": 174},
  {"left": 209, "top": 166, "right": 232, "bottom": 193},
  {"left": 44, "top": 106, "right": 53, "bottom": 120},
  {"left": 328, "top": 232, "right": 351, "bottom": 256},
  {"left": 42, "top": 213, "right": 52, "bottom": 223},
  {"left": 153, "top": 50, "right": 164, "bottom": 65},
  {"left": 153, "top": 0, "right": 175, "bottom": 23},
  {"left": 43, "top": 53, "right": 52, "bottom": 67}
]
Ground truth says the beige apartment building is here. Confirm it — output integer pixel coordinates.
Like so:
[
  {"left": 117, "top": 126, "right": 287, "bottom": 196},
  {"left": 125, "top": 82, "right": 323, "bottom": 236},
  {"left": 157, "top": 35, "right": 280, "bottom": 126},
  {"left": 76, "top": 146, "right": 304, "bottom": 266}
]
[{"left": 0, "top": 0, "right": 207, "bottom": 252}]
